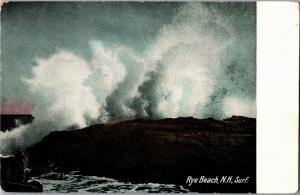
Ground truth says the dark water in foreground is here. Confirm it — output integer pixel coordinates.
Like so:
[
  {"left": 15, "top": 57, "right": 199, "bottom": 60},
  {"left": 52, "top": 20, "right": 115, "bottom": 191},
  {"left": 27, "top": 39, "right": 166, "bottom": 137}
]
[{"left": 30, "top": 171, "right": 189, "bottom": 193}]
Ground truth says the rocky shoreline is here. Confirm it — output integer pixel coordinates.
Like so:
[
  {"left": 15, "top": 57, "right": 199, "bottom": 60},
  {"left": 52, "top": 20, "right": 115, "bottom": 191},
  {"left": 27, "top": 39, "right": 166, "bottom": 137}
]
[{"left": 1, "top": 116, "right": 256, "bottom": 193}]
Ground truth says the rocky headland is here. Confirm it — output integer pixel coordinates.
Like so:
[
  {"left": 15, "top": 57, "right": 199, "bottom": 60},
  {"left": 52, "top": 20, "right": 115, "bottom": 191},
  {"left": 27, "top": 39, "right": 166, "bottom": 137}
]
[{"left": 1, "top": 115, "right": 256, "bottom": 192}]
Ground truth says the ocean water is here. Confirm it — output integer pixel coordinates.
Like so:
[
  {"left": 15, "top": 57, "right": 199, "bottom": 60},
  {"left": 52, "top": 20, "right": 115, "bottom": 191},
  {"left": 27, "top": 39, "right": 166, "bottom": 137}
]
[{"left": 30, "top": 171, "right": 189, "bottom": 193}]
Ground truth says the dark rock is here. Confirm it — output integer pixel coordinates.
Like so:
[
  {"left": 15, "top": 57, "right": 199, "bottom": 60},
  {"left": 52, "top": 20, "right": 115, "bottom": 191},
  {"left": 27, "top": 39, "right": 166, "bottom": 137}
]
[
  {"left": 1, "top": 181, "right": 42, "bottom": 192},
  {"left": 1, "top": 153, "right": 27, "bottom": 184},
  {"left": 0, "top": 114, "right": 34, "bottom": 132},
  {"left": 26, "top": 116, "right": 256, "bottom": 193},
  {"left": 1, "top": 152, "right": 43, "bottom": 192}
]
